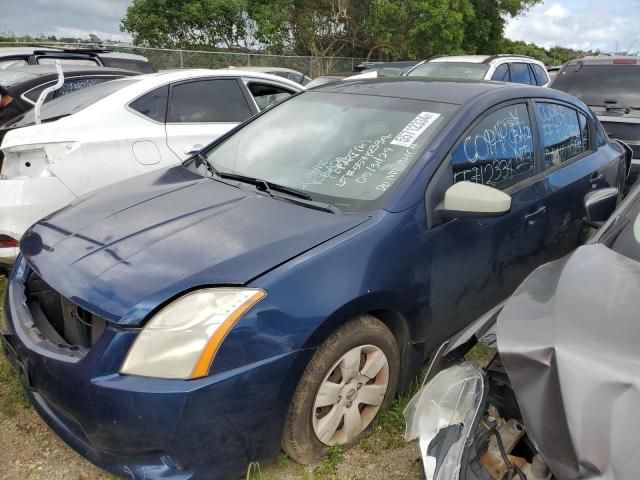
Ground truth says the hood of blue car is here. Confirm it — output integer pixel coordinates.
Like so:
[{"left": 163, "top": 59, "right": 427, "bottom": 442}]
[{"left": 20, "top": 167, "right": 367, "bottom": 325}]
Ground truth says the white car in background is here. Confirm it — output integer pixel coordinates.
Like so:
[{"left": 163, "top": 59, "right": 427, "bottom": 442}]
[
  {"left": 405, "top": 54, "right": 551, "bottom": 86},
  {"left": 0, "top": 69, "right": 304, "bottom": 266}
]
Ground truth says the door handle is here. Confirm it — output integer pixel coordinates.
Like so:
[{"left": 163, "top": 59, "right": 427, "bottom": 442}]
[
  {"left": 590, "top": 172, "right": 604, "bottom": 185},
  {"left": 524, "top": 206, "right": 546, "bottom": 225}
]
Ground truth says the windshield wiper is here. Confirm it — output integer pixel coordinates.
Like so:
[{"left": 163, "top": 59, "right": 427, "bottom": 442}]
[
  {"left": 192, "top": 154, "right": 340, "bottom": 212},
  {"left": 216, "top": 171, "right": 312, "bottom": 201}
]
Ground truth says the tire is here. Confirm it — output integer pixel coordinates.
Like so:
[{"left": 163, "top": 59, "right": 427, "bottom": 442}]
[{"left": 282, "top": 314, "right": 400, "bottom": 464}]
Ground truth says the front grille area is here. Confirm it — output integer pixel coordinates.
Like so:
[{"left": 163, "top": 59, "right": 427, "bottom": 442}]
[{"left": 24, "top": 270, "right": 106, "bottom": 350}]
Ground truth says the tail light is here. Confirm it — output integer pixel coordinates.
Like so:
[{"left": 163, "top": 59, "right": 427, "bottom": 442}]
[
  {"left": 0, "top": 235, "right": 18, "bottom": 247},
  {"left": 613, "top": 58, "right": 637, "bottom": 65}
]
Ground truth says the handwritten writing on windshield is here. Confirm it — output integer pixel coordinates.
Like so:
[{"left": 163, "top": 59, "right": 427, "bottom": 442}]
[
  {"left": 537, "top": 103, "right": 585, "bottom": 166},
  {"left": 376, "top": 144, "right": 419, "bottom": 192},
  {"left": 454, "top": 107, "right": 533, "bottom": 187},
  {"left": 303, "top": 133, "right": 395, "bottom": 189}
]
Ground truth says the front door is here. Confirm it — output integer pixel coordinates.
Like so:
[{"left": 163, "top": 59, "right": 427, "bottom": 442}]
[
  {"left": 426, "top": 101, "right": 550, "bottom": 341},
  {"left": 165, "top": 78, "right": 254, "bottom": 159}
]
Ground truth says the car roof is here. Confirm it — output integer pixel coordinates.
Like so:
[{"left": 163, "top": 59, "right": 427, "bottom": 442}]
[
  {"left": 429, "top": 54, "right": 543, "bottom": 66},
  {"left": 312, "top": 78, "right": 513, "bottom": 104},
  {"left": 564, "top": 55, "right": 640, "bottom": 65},
  {"left": 431, "top": 55, "right": 491, "bottom": 63},
  {"left": 311, "top": 77, "right": 582, "bottom": 106},
  {"left": 130, "top": 68, "right": 305, "bottom": 91},
  {"left": 227, "top": 66, "right": 304, "bottom": 75},
  {"left": 3, "top": 64, "right": 138, "bottom": 76}
]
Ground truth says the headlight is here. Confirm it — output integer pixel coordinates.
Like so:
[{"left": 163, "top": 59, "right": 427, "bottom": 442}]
[
  {"left": 404, "top": 362, "right": 484, "bottom": 480},
  {"left": 120, "top": 288, "right": 265, "bottom": 380}
]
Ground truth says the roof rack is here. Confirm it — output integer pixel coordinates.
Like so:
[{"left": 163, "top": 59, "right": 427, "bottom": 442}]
[{"left": 482, "top": 54, "right": 536, "bottom": 64}]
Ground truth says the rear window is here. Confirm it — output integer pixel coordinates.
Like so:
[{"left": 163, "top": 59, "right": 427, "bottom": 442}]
[
  {"left": 552, "top": 64, "right": 640, "bottom": 108},
  {"left": 0, "top": 70, "right": 38, "bottom": 87},
  {"left": 10, "top": 78, "right": 139, "bottom": 127},
  {"left": 408, "top": 62, "right": 489, "bottom": 80},
  {"left": 409, "top": 62, "right": 489, "bottom": 80},
  {"left": 37, "top": 57, "right": 99, "bottom": 67}
]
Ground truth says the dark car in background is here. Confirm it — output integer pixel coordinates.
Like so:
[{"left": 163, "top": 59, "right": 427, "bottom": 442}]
[
  {"left": 0, "top": 46, "right": 156, "bottom": 73},
  {"left": 0, "top": 65, "right": 140, "bottom": 126},
  {"left": 405, "top": 183, "right": 637, "bottom": 480},
  {"left": 551, "top": 56, "right": 639, "bottom": 184},
  {"left": 1, "top": 79, "right": 626, "bottom": 479}
]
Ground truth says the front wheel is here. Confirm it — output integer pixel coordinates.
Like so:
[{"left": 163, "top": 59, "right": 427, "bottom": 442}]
[{"left": 282, "top": 315, "right": 400, "bottom": 464}]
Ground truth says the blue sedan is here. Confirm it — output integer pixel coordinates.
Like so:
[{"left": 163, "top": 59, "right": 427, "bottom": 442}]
[{"left": 2, "top": 78, "right": 627, "bottom": 479}]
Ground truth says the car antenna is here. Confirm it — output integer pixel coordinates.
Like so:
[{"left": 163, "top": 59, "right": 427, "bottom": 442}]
[{"left": 34, "top": 60, "right": 64, "bottom": 125}]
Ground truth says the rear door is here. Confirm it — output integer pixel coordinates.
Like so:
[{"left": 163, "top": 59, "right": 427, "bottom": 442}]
[
  {"left": 510, "top": 63, "right": 535, "bottom": 85},
  {"left": 427, "top": 101, "right": 549, "bottom": 338},
  {"left": 165, "top": 78, "right": 254, "bottom": 159},
  {"left": 534, "top": 100, "right": 622, "bottom": 260}
]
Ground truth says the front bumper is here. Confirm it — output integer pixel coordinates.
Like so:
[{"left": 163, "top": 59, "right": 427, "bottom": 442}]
[
  {"left": 2, "top": 267, "right": 311, "bottom": 479},
  {"left": 0, "top": 176, "right": 76, "bottom": 266}
]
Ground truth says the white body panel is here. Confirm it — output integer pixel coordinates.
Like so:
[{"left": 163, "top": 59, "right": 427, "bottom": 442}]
[
  {"left": 165, "top": 122, "right": 236, "bottom": 158},
  {"left": 0, "top": 69, "right": 304, "bottom": 264}
]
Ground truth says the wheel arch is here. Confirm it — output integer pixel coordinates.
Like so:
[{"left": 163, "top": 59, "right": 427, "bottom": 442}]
[{"left": 302, "top": 297, "right": 426, "bottom": 394}]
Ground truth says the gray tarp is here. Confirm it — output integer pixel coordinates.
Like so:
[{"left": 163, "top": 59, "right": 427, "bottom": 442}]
[{"left": 497, "top": 243, "right": 640, "bottom": 479}]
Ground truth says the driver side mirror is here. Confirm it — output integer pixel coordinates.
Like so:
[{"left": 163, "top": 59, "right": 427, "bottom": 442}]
[
  {"left": 436, "top": 181, "right": 512, "bottom": 219},
  {"left": 584, "top": 187, "right": 618, "bottom": 227}
]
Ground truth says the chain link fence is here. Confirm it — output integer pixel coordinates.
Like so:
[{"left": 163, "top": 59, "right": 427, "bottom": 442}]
[{"left": 1, "top": 42, "right": 365, "bottom": 77}]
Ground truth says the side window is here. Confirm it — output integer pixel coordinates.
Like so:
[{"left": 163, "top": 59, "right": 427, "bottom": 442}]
[
  {"left": 491, "top": 64, "right": 510, "bottom": 82},
  {"left": 129, "top": 85, "right": 169, "bottom": 123},
  {"left": 510, "top": 63, "right": 533, "bottom": 84},
  {"left": 531, "top": 64, "right": 549, "bottom": 85},
  {"left": 536, "top": 103, "right": 587, "bottom": 168},
  {"left": 168, "top": 79, "right": 252, "bottom": 123},
  {"left": 452, "top": 103, "right": 535, "bottom": 189},
  {"left": 247, "top": 83, "right": 295, "bottom": 111}
]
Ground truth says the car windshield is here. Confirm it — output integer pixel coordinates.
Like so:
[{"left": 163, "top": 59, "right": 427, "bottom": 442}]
[
  {"left": 0, "top": 70, "right": 38, "bottom": 87},
  {"left": 202, "top": 91, "right": 456, "bottom": 211},
  {"left": 10, "top": 78, "right": 139, "bottom": 127},
  {"left": 552, "top": 64, "right": 640, "bottom": 110},
  {"left": 407, "top": 62, "right": 489, "bottom": 79}
]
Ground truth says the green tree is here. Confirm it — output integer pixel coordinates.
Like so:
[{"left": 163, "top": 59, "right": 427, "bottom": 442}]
[
  {"left": 365, "top": 0, "right": 471, "bottom": 60},
  {"left": 121, "top": 0, "right": 251, "bottom": 50},
  {"left": 462, "top": 0, "right": 542, "bottom": 54}
]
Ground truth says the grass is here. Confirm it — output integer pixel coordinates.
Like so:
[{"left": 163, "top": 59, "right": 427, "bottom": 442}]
[
  {"left": 465, "top": 342, "right": 496, "bottom": 368},
  {"left": 312, "top": 445, "right": 344, "bottom": 477}
]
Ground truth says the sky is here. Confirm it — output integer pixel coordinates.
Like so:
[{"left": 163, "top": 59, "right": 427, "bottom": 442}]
[{"left": 2, "top": 0, "right": 640, "bottom": 53}]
